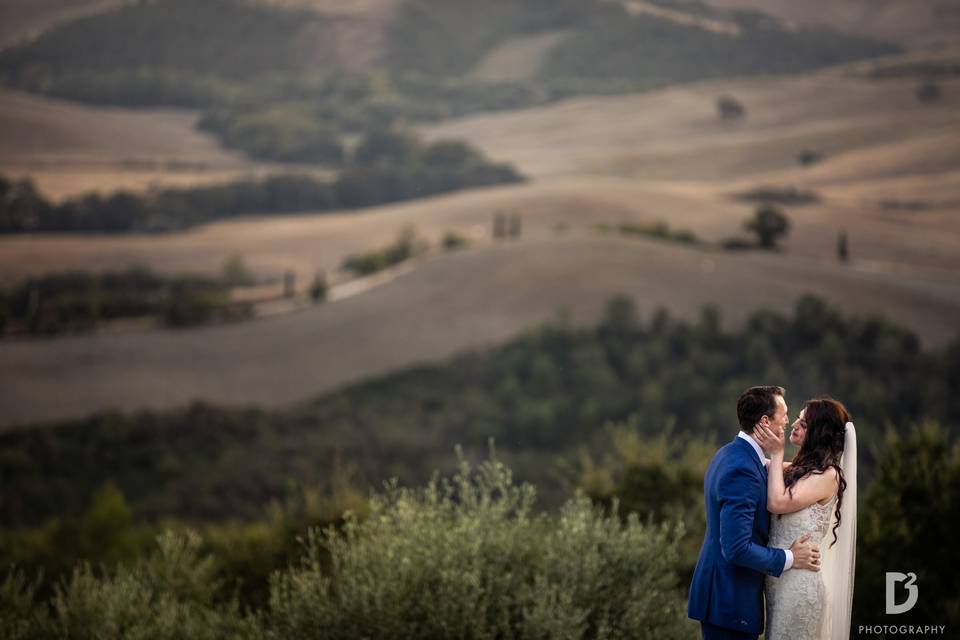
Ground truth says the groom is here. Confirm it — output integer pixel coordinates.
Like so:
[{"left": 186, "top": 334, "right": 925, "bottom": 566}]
[{"left": 687, "top": 385, "right": 821, "bottom": 639}]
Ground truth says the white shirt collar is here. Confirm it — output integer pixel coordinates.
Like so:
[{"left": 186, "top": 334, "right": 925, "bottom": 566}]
[{"left": 737, "top": 430, "right": 769, "bottom": 467}]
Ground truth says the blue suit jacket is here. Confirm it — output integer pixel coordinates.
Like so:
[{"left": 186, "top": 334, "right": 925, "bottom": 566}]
[{"left": 687, "top": 435, "right": 787, "bottom": 635}]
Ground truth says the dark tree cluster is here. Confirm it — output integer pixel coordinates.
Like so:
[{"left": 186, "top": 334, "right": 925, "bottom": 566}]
[
  {"left": 0, "top": 266, "right": 252, "bottom": 336},
  {"left": 0, "top": 137, "right": 523, "bottom": 234}
]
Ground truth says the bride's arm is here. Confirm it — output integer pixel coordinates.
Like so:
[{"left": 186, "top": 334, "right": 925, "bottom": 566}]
[{"left": 754, "top": 425, "right": 837, "bottom": 515}]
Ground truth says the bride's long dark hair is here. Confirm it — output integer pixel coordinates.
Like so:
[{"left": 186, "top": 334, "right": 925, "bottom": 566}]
[{"left": 781, "top": 396, "right": 850, "bottom": 547}]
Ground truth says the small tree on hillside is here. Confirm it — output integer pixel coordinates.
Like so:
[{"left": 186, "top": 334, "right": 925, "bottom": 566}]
[
  {"left": 744, "top": 204, "right": 790, "bottom": 249},
  {"left": 493, "top": 212, "right": 507, "bottom": 239},
  {"left": 508, "top": 213, "right": 522, "bottom": 238},
  {"left": 915, "top": 81, "right": 941, "bottom": 103},
  {"left": 310, "top": 270, "right": 328, "bottom": 302},
  {"left": 221, "top": 254, "right": 256, "bottom": 287},
  {"left": 352, "top": 128, "right": 419, "bottom": 167},
  {"left": 837, "top": 230, "right": 849, "bottom": 263},
  {"left": 717, "top": 95, "right": 745, "bottom": 120}
]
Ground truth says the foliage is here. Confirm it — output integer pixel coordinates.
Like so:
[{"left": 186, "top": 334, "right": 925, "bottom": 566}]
[
  {"left": 0, "top": 266, "right": 252, "bottom": 336},
  {"left": 386, "top": 0, "right": 898, "bottom": 85},
  {"left": 221, "top": 255, "right": 257, "bottom": 288},
  {"left": 1, "top": 451, "right": 696, "bottom": 639},
  {"left": 443, "top": 231, "right": 469, "bottom": 251},
  {"left": 744, "top": 204, "right": 791, "bottom": 249},
  {"left": 2, "top": 295, "right": 956, "bottom": 529},
  {"left": 5, "top": 428, "right": 958, "bottom": 637},
  {"left": 540, "top": 7, "right": 897, "bottom": 84},
  {"left": 341, "top": 226, "right": 428, "bottom": 275},
  {"left": 566, "top": 417, "right": 714, "bottom": 584},
  {"left": 0, "top": 0, "right": 310, "bottom": 81},
  {"left": 598, "top": 221, "right": 699, "bottom": 245},
  {"left": 837, "top": 231, "right": 849, "bottom": 263},
  {"left": 915, "top": 81, "right": 941, "bottom": 103},
  {"left": 797, "top": 149, "right": 824, "bottom": 166},
  {"left": 269, "top": 446, "right": 695, "bottom": 639},
  {"left": 386, "top": 0, "right": 588, "bottom": 77},
  {"left": 732, "top": 186, "right": 821, "bottom": 206},
  {"left": 1, "top": 531, "right": 262, "bottom": 640},
  {"left": 0, "top": 147, "right": 523, "bottom": 233},
  {"left": 309, "top": 273, "right": 328, "bottom": 303},
  {"left": 716, "top": 95, "right": 745, "bottom": 120},
  {"left": 0, "top": 462, "right": 369, "bottom": 608},
  {"left": 855, "top": 424, "right": 960, "bottom": 627}
]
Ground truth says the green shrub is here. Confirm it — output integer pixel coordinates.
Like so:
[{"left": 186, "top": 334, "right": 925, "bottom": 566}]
[
  {"left": 611, "top": 221, "right": 699, "bottom": 245},
  {"left": 52, "top": 531, "right": 261, "bottom": 640},
  {"left": 309, "top": 275, "right": 328, "bottom": 303},
  {"left": 269, "top": 445, "right": 695, "bottom": 639},
  {"left": 442, "top": 231, "right": 469, "bottom": 250},
  {"left": 743, "top": 204, "right": 790, "bottom": 249},
  {"left": 0, "top": 570, "right": 55, "bottom": 640},
  {"left": 1, "top": 532, "right": 262, "bottom": 640},
  {"left": 221, "top": 254, "right": 257, "bottom": 288},
  {"left": 716, "top": 95, "right": 745, "bottom": 120},
  {"left": 341, "top": 227, "right": 427, "bottom": 275},
  {"left": 855, "top": 423, "right": 960, "bottom": 626},
  {"left": 162, "top": 286, "right": 252, "bottom": 328},
  {"left": 571, "top": 417, "right": 715, "bottom": 583}
]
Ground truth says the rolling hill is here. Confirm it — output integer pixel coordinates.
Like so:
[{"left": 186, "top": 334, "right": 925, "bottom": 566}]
[
  {"left": 1, "top": 230, "right": 959, "bottom": 428},
  {"left": 0, "top": 88, "right": 307, "bottom": 201},
  {"left": 0, "top": 7, "right": 957, "bottom": 427}
]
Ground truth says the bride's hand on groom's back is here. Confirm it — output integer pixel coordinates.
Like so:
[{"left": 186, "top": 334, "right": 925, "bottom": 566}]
[{"left": 789, "top": 533, "right": 821, "bottom": 572}]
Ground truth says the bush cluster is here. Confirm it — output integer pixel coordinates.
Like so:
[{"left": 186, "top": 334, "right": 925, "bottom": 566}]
[
  {"left": 2, "top": 450, "right": 696, "bottom": 639},
  {"left": 0, "top": 134, "right": 523, "bottom": 233},
  {"left": 0, "top": 266, "right": 252, "bottom": 336}
]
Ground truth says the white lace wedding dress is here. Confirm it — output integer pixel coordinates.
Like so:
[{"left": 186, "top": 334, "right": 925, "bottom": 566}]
[
  {"left": 764, "top": 422, "right": 858, "bottom": 640},
  {"left": 764, "top": 494, "right": 837, "bottom": 639}
]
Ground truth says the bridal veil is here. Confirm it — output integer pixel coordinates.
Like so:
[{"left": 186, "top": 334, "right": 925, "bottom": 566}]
[{"left": 820, "top": 421, "right": 857, "bottom": 640}]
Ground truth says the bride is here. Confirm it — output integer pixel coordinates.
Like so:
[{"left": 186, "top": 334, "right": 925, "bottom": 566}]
[{"left": 754, "top": 397, "right": 857, "bottom": 640}]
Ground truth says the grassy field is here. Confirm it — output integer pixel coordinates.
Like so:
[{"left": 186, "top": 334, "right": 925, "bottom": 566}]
[
  {"left": 0, "top": 89, "right": 311, "bottom": 200},
  {"left": 419, "top": 52, "right": 960, "bottom": 275}
]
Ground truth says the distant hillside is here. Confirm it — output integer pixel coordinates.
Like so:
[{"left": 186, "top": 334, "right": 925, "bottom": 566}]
[
  {"left": 386, "top": 0, "right": 899, "bottom": 83},
  {"left": 0, "top": 0, "right": 127, "bottom": 49},
  {"left": 2, "top": 230, "right": 959, "bottom": 428},
  {"left": 703, "top": 0, "right": 960, "bottom": 49},
  {"left": 2, "top": 0, "right": 899, "bottom": 93},
  {"left": 0, "top": 0, "right": 900, "bottom": 167}
]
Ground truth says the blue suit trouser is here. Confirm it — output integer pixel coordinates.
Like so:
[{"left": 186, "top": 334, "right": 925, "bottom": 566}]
[{"left": 700, "top": 621, "right": 758, "bottom": 640}]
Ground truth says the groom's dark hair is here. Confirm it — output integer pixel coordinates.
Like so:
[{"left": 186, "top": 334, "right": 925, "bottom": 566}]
[{"left": 737, "top": 385, "right": 785, "bottom": 433}]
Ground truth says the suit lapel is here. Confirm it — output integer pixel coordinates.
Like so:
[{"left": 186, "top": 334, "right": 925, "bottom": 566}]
[
  {"left": 734, "top": 436, "right": 772, "bottom": 533},
  {"left": 734, "top": 435, "right": 766, "bottom": 477}
]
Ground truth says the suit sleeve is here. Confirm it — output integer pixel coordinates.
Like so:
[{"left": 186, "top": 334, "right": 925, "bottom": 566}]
[{"left": 717, "top": 463, "right": 787, "bottom": 577}]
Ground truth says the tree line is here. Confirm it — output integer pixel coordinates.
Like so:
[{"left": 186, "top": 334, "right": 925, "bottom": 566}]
[
  {"left": 2, "top": 294, "right": 955, "bottom": 527},
  {"left": 0, "top": 132, "right": 523, "bottom": 233},
  {"left": 0, "top": 266, "right": 255, "bottom": 337}
]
